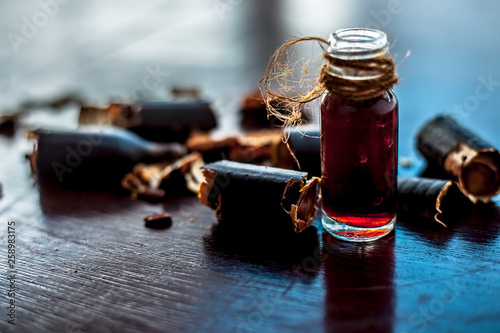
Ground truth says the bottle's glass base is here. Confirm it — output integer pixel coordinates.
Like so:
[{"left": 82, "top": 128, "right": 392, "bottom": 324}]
[{"left": 322, "top": 211, "right": 395, "bottom": 242}]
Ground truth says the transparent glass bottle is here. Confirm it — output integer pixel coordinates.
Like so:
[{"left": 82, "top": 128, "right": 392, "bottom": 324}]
[{"left": 321, "top": 28, "right": 398, "bottom": 242}]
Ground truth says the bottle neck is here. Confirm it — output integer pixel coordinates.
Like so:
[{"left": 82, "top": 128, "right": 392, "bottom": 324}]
[
  {"left": 326, "top": 28, "right": 390, "bottom": 80},
  {"left": 319, "top": 28, "right": 397, "bottom": 100}
]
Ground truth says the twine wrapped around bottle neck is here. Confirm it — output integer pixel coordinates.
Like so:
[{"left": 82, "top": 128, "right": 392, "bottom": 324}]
[
  {"left": 261, "top": 36, "right": 399, "bottom": 131},
  {"left": 320, "top": 51, "right": 398, "bottom": 101}
]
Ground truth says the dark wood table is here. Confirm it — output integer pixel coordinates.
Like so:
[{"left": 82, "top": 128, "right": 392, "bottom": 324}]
[{"left": 1, "top": 1, "right": 500, "bottom": 332}]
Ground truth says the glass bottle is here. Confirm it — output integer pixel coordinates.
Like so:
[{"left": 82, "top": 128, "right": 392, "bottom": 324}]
[{"left": 321, "top": 28, "right": 398, "bottom": 242}]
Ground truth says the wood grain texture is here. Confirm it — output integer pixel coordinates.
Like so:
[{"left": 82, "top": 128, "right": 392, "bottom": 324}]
[
  {"left": 1, "top": 1, "right": 500, "bottom": 333},
  {"left": 1, "top": 129, "right": 500, "bottom": 333}
]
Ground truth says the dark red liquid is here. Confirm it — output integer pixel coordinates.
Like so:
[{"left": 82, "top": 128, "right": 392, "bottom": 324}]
[{"left": 321, "top": 90, "right": 398, "bottom": 228}]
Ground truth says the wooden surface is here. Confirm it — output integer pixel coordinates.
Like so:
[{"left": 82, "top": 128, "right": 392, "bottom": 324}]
[{"left": 1, "top": 1, "right": 500, "bottom": 332}]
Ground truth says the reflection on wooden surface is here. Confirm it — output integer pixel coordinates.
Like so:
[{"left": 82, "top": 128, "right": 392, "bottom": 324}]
[{"left": 324, "top": 233, "right": 395, "bottom": 333}]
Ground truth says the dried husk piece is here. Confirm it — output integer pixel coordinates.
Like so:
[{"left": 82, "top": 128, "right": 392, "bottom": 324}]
[
  {"left": 186, "top": 130, "right": 293, "bottom": 167},
  {"left": 121, "top": 152, "right": 204, "bottom": 200}
]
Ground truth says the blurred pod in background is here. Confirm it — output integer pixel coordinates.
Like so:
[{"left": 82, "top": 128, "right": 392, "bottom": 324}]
[{"left": 79, "top": 100, "right": 217, "bottom": 143}]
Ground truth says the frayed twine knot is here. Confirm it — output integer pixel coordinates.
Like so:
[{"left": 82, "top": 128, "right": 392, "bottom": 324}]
[{"left": 261, "top": 35, "right": 401, "bottom": 135}]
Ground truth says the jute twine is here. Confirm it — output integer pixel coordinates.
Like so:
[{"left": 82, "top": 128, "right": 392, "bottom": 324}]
[{"left": 261, "top": 36, "right": 399, "bottom": 132}]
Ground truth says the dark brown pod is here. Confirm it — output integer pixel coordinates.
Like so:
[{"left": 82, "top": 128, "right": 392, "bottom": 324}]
[
  {"left": 280, "top": 126, "right": 321, "bottom": 176},
  {"left": 198, "top": 160, "right": 320, "bottom": 233},
  {"left": 31, "top": 127, "right": 186, "bottom": 188},
  {"left": 79, "top": 100, "right": 217, "bottom": 143},
  {"left": 417, "top": 115, "right": 500, "bottom": 203},
  {"left": 397, "top": 177, "right": 470, "bottom": 227}
]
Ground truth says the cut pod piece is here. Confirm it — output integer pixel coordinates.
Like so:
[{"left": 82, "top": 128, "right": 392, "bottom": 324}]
[
  {"left": 417, "top": 115, "right": 500, "bottom": 203},
  {"left": 29, "top": 126, "right": 186, "bottom": 188},
  {"left": 397, "top": 177, "right": 471, "bottom": 227},
  {"left": 198, "top": 160, "right": 320, "bottom": 233},
  {"left": 79, "top": 100, "right": 217, "bottom": 143}
]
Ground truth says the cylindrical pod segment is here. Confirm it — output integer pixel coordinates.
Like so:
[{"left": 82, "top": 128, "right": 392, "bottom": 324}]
[
  {"left": 198, "top": 160, "right": 320, "bottom": 233},
  {"left": 417, "top": 115, "right": 500, "bottom": 203},
  {"left": 127, "top": 101, "right": 217, "bottom": 142},
  {"left": 30, "top": 127, "right": 186, "bottom": 188},
  {"left": 397, "top": 177, "right": 467, "bottom": 226},
  {"left": 80, "top": 101, "right": 217, "bottom": 143}
]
